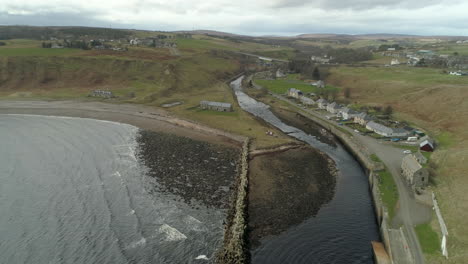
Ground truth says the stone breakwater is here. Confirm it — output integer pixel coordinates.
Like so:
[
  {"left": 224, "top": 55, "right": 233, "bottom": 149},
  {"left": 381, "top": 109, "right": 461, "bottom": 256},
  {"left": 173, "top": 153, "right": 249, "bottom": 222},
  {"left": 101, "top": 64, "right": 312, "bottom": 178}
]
[{"left": 216, "top": 139, "right": 250, "bottom": 264}]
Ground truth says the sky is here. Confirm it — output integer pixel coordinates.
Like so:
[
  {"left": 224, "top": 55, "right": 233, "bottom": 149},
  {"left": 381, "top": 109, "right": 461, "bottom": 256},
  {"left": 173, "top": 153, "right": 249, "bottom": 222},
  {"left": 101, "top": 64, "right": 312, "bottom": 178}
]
[{"left": 1, "top": 0, "right": 468, "bottom": 36}]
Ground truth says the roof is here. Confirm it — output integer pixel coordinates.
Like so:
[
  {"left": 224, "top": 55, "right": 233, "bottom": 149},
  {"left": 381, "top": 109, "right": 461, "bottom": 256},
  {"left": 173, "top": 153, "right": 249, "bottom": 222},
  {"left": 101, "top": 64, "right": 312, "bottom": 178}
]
[
  {"left": 402, "top": 155, "right": 422, "bottom": 172},
  {"left": 317, "top": 98, "right": 328, "bottom": 104},
  {"left": 420, "top": 140, "right": 434, "bottom": 149},
  {"left": 366, "top": 121, "right": 393, "bottom": 134},
  {"left": 288, "top": 88, "right": 301, "bottom": 93},
  {"left": 200, "top": 100, "right": 232, "bottom": 108},
  {"left": 392, "top": 128, "right": 409, "bottom": 134},
  {"left": 328, "top": 102, "right": 341, "bottom": 109},
  {"left": 413, "top": 152, "right": 427, "bottom": 164},
  {"left": 341, "top": 107, "right": 358, "bottom": 114},
  {"left": 356, "top": 112, "right": 373, "bottom": 121}
]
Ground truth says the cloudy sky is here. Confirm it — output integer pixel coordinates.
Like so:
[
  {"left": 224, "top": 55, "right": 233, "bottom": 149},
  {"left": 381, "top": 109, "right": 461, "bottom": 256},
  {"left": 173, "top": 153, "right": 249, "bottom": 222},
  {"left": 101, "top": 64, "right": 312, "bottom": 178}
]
[{"left": 1, "top": 0, "right": 468, "bottom": 36}]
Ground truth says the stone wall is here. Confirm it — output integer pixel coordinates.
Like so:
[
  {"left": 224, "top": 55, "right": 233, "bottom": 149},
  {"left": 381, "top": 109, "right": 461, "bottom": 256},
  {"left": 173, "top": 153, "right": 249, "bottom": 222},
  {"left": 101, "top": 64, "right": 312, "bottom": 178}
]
[{"left": 215, "top": 139, "right": 250, "bottom": 264}]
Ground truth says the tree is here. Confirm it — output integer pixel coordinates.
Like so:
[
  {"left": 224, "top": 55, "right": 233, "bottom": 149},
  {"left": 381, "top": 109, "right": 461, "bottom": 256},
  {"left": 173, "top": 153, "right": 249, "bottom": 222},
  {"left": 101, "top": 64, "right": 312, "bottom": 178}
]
[
  {"left": 384, "top": 105, "right": 393, "bottom": 116},
  {"left": 313, "top": 67, "right": 321, "bottom": 80},
  {"left": 344, "top": 87, "right": 351, "bottom": 98}
]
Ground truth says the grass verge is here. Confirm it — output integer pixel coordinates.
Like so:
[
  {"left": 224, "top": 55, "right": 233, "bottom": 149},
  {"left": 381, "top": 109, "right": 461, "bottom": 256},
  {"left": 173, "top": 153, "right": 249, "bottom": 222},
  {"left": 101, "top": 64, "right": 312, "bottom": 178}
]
[
  {"left": 415, "top": 223, "right": 440, "bottom": 255},
  {"left": 378, "top": 167, "right": 399, "bottom": 220}
]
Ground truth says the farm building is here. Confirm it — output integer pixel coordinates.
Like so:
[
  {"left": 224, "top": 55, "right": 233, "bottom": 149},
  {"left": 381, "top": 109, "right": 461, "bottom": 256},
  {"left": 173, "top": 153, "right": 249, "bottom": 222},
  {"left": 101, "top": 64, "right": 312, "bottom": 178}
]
[
  {"left": 200, "top": 101, "right": 233, "bottom": 112},
  {"left": 311, "top": 80, "right": 325, "bottom": 88},
  {"left": 327, "top": 102, "right": 342, "bottom": 114},
  {"left": 287, "top": 88, "right": 303, "bottom": 99},
  {"left": 401, "top": 155, "right": 429, "bottom": 188},
  {"left": 316, "top": 98, "right": 328, "bottom": 109},
  {"left": 354, "top": 112, "right": 373, "bottom": 126},
  {"left": 340, "top": 107, "right": 359, "bottom": 120},
  {"left": 420, "top": 138, "right": 435, "bottom": 152},
  {"left": 90, "top": 90, "right": 115, "bottom": 98}
]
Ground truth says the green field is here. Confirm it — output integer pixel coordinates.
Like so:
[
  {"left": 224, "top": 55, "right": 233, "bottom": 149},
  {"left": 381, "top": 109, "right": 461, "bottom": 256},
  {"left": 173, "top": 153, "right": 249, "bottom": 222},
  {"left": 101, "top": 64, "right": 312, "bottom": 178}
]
[
  {"left": 0, "top": 47, "right": 79, "bottom": 56},
  {"left": 416, "top": 223, "right": 440, "bottom": 255},
  {"left": 254, "top": 76, "right": 340, "bottom": 94}
]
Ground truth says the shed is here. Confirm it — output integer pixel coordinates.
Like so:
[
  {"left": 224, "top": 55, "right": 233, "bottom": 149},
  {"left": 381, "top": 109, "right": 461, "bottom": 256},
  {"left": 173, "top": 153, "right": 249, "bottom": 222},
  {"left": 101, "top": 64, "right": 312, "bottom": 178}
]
[
  {"left": 420, "top": 139, "right": 435, "bottom": 152},
  {"left": 200, "top": 101, "right": 233, "bottom": 112}
]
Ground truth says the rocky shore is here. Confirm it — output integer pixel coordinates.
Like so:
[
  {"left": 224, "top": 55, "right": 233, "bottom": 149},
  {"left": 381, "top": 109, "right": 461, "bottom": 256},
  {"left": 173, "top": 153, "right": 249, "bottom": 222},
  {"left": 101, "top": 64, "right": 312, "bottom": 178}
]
[
  {"left": 137, "top": 130, "right": 241, "bottom": 209},
  {"left": 248, "top": 146, "right": 337, "bottom": 248}
]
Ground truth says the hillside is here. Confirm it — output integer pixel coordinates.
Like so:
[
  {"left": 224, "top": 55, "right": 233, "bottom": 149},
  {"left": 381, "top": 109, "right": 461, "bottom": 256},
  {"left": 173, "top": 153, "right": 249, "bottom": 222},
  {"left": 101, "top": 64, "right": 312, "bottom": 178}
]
[{"left": 327, "top": 65, "right": 468, "bottom": 263}]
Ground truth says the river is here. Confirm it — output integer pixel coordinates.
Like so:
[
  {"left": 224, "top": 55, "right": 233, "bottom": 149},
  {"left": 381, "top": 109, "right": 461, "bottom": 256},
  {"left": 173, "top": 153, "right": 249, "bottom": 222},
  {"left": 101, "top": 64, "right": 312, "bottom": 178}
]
[
  {"left": 231, "top": 77, "right": 380, "bottom": 263},
  {"left": 0, "top": 114, "right": 230, "bottom": 264}
]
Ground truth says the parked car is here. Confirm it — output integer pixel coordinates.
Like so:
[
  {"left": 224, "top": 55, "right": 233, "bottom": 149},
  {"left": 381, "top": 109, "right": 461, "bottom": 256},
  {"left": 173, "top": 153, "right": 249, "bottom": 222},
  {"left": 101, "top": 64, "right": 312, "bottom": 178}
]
[{"left": 403, "top": 150, "right": 412, "bottom": 154}]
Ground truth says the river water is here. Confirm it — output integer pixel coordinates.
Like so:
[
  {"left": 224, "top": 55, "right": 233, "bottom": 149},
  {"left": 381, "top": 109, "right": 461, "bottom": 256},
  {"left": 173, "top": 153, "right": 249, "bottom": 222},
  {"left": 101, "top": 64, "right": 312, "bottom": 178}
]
[
  {"left": 0, "top": 114, "right": 226, "bottom": 264},
  {"left": 231, "top": 77, "right": 380, "bottom": 263}
]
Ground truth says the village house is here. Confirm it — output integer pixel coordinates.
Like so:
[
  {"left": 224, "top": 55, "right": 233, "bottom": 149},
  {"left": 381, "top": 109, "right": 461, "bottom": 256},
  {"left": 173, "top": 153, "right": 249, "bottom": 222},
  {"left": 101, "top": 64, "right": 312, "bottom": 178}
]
[
  {"left": 310, "top": 55, "right": 333, "bottom": 64},
  {"left": 89, "top": 90, "right": 114, "bottom": 98},
  {"left": 449, "top": 71, "right": 467, "bottom": 76},
  {"left": 200, "top": 101, "right": 233, "bottom": 112},
  {"left": 317, "top": 98, "right": 328, "bottom": 109},
  {"left": 401, "top": 154, "right": 429, "bottom": 188},
  {"left": 366, "top": 121, "right": 410, "bottom": 137},
  {"left": 340, "top": 107, "right": 359, "bottom": 120},
  {"left": 276, "top": 68, "right": 286, "bottom": 78},
  {"left": 287, "top": 88, "right": 303, "bottom": 99},
  {"left": 354, "top": 112, "right": 373, "bottom": 126},
  {"left": 299, "top": 96, "right": 315, "bottom": 106},
  {"left": 412, "top": 152, "right": 428, "bottom": 165},
  {"left": 327, "top": 102, "right": 342, "bottom": 114},
  {"left": 311, "top": 80, "right": 325, "bottom": 88},
  {"left": 419, "top": 137, "right": 435, "bottom": 152},
  {"left": 390, "top": 59, "right": 400, "bottom": 65}
]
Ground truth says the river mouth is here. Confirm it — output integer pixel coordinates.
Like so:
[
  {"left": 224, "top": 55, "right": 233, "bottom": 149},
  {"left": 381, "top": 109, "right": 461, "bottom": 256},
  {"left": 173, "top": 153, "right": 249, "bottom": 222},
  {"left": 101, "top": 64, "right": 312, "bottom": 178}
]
[{"left": 231, "top": 76, "right": 380, "bottom": 263}]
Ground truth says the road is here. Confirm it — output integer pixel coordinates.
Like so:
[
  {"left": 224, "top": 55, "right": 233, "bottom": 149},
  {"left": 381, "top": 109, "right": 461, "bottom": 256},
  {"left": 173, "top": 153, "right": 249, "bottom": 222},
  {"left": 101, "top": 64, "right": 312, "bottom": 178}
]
[{"left": 270, "top": 93, "right": 431, "bottom": 264}]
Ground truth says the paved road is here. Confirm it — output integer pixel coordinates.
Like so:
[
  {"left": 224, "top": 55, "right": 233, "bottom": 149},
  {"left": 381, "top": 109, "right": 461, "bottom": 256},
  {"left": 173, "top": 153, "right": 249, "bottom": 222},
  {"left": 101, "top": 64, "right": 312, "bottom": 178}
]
[{"left": 270, "top": 93, "right": 431, "bottom": 264}]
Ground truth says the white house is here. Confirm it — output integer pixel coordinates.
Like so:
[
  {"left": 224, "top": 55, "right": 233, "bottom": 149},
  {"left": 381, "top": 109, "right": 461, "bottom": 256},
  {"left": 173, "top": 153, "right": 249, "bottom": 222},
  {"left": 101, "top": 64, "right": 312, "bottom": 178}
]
[
  {"left": 287, "top": 88, "right": 303, "bottom": 99},
  {"left": 327, "top": 102, "right": 342, "bottom": 114},
  {"left": 299, "top": 96, "right": 315, "bottom": 106},
  {"left": 390, "top": 59, "right": 400, "bottom": 65},
  {"left": 316, "top": 98, "right": 328, "bottom": 109},
  {"left": 366, "top": 121, "right": 410, "bottom": 137},
  {"left": 340, "top": 107, "right": 359, "bottom": 120}
]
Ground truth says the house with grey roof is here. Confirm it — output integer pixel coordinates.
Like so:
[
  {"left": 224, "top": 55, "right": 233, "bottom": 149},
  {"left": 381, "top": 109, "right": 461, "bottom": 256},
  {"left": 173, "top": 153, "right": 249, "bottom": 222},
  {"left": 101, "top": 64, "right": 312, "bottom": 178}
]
[
  {"left": 200, "top": 101, "right": 233, "bottom": 112},
  {"left": 412, "top": 152, "right": 428, "bottom": 165},
  {"left": 401, "top": 154, "right": 429, "bottom": 188},
  {"left": 299, "top": 96, "right": 315, "bottom": 106},
  {"left": 316, "top": 98, "right": 328, "bottom": 109},
  {"left": 366, "top": 121, "right": 411, "bottom": 137},
  {"left": 354, "top": 112, "right": 373, "bottom": 126},
  {"left": 326, "top": 102, "right": 342, "bottom": 114},
  {"left": 340, "top": 107, "right": 359, "bottom": 120}
]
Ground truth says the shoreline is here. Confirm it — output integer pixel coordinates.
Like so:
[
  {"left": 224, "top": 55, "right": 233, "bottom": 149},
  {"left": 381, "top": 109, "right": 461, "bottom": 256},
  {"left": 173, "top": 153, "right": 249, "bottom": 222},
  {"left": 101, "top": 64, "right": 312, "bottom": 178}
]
[{"left": 0, "top": 100, "right": 246, "bottom": 148}]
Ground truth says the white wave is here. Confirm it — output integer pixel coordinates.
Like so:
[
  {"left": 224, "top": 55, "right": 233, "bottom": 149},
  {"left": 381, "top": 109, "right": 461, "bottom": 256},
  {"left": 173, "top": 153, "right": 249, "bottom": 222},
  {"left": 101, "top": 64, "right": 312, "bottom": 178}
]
[
  {"left": 125, "top": 237, "right": 146, "bottom": 249},
  {"left": 195, "top": 255, "right": 209, "bottom": 260},
  {"left": 158, "top": 224, "right": 187, "bottom": 241},
  {"left": 183, "top": 216, "right": 207, "bottom": 232}
]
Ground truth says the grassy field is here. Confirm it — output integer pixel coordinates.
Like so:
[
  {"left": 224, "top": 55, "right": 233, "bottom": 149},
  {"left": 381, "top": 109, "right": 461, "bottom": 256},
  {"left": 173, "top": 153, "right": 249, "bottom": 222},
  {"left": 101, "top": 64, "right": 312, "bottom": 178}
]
[
  {"left": 254, "top": 75, "right": 340, "bottom": 95},
  {"left": 0, "top": 37, "right": 294, "bottom": 148},
  {"left": 416, "top": 223, "right": 440, "bottom": 255},
  {"left": 327, "top": 64, "right": 468, "bottom": 263}
]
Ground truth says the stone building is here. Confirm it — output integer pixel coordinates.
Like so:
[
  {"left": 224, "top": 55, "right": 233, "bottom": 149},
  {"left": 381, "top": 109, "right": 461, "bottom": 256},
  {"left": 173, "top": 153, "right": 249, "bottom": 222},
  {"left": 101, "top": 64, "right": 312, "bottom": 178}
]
[
  {"left": 401, "top": 154, "right": 429, "bottom": 188},
  {"left": 200, "top": 101, "right": 233, "bottom": 112},
  {"left": 326, "top": 102, "right": 342, "bottom": 114}
]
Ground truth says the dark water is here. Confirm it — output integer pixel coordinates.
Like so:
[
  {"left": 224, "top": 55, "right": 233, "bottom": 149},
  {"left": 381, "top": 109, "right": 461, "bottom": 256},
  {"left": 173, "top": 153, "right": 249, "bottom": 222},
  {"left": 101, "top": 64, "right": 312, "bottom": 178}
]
[
  {"left": 0, "top": 114, "right": 226, "bottom": 264},
  {"left": 231, "top": 77, "right": 380, "bottom": 263}
]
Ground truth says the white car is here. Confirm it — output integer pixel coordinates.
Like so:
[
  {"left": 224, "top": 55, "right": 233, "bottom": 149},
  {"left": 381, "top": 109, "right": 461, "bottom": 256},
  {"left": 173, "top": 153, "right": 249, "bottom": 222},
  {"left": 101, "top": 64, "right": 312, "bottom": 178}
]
[{"left": 403, "top": 150, "right": 412, "bottom": 154}]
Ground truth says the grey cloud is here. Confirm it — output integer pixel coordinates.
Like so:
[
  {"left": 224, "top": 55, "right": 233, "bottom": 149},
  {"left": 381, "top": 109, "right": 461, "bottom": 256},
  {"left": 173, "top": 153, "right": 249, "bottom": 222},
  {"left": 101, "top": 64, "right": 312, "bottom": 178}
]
[{"left": 272, "top": 0, "right": 445, "bottom": 10}]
